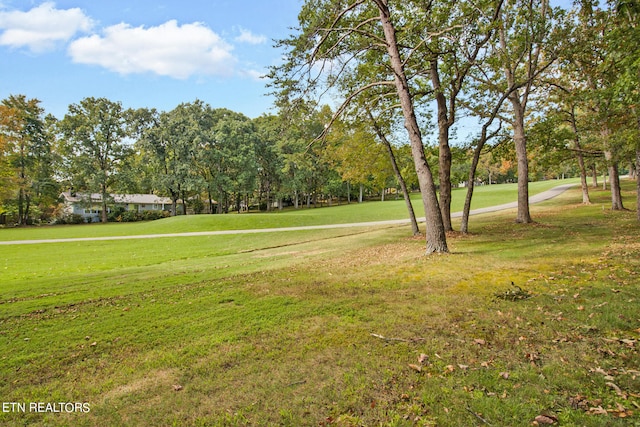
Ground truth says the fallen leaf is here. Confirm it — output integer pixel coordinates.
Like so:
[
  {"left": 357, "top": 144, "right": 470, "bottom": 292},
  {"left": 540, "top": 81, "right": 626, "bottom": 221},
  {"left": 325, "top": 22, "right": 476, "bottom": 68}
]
[
  {"left": 418, "top": 353, "right": 428, "bottom": 364},
  {"left": 90, "top": 341, "right": 97, "bottom": 347},
  {"left": 172, "top": 384, "right": 183, "bottom": 391},
  {"left": 534, "top": 414, "right": 557, "bottom": 424},
  {"left": 474, "top": 338, "right": 486, "bottom": 346},
  {"left": 408, "top": 364, "right": 422, "bottom": 372},
  {"left": 607, "top": 382, "right": 626, "bottom": 397},
  {"left": 609, "top": 402, "right": 633, "bottom": 418},
  {"left": 458, "top": 364, "right": 469, "bottom": 371},
  {"left": 589, "top": 406, "right": 608, "bottom": 415},
  {"left": 500, "top": 372, "right": 510, "bottom": 379}
]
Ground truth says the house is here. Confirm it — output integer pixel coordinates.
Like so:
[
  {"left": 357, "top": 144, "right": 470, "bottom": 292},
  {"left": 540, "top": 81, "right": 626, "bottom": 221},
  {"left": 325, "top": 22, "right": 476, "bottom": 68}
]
[{"left": 60, "top": 192, "right": 175, "bottom": 222}]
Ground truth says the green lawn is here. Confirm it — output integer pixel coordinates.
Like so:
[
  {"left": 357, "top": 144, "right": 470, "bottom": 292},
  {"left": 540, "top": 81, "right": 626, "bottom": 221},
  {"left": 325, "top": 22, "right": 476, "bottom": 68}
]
[
  {"left": 0, "top": 179, "right": 578, "bottom": 242},
  {"left": 1, "top": 178, "right": 638, "bottom": 426}
]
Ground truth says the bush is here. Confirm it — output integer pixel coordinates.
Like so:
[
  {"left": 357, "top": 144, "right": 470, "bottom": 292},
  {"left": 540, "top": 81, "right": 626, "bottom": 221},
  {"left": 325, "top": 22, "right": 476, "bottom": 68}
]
[
  {"left": 118, "top": 210, "right": 140, "bottom": 222},
  {"left": 107, "top": 206, "right": 126, "bottom": 222},
  {"left": 54, "top": 214, "right": 85, "bottom": 225},
  {"left": 141, "top": 210, "right": 170, "bottom": 221}
]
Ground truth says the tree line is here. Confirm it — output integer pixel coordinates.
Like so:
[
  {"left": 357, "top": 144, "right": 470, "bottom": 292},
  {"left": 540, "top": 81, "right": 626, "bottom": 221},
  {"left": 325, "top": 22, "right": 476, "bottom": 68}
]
[
  {"left": 0, "top": 95, "right": 423, "bottom": 226},
  {"left": 1, "top": 1, "right": 638, "bottom": 251}
]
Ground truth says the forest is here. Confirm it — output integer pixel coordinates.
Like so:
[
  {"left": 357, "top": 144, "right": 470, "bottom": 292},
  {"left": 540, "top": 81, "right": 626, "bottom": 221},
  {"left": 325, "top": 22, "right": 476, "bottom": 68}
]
[{"left": 1, "top": 1, "right": 639, "bottom": 246}]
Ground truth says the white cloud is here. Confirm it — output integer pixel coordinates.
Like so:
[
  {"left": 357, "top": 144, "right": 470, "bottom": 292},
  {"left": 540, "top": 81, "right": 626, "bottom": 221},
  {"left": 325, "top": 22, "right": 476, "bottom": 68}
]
[
  {"left": 68, "top": 20, "right": 238, "bottom": 79},
  {"left": 234, "top": 27, "right": 266, "bottom": 45},
  {"left": 0, "top": 2, "right": 93, "bottom": 52},
  {"left": 241, "top": 68, "right": 265, "bottom": 81}
]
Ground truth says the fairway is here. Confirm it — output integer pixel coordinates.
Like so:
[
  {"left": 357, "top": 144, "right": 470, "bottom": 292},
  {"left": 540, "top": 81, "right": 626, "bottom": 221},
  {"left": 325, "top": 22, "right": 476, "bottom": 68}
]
[
  {"left": 1, "top": 179, "right": 638, "bottom": 426},
  {"left": 0, "top": 179, "right": 577, "bottom": 243}
]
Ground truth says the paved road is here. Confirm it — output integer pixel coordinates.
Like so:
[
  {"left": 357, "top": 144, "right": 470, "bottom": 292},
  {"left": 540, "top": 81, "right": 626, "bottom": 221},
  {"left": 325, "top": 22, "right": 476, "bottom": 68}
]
[{"left": 0, "top": 183, "right": 575, "bottom": 246}]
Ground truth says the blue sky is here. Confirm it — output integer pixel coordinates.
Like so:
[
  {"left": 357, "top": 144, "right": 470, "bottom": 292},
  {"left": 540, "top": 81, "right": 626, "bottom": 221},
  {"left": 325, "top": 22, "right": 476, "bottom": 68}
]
[
  {"left": 1, "top": 1, "right": 575, "bottom": 122},
  {"left": 0, "top": 1, "right": 302, "bottom": 119}
]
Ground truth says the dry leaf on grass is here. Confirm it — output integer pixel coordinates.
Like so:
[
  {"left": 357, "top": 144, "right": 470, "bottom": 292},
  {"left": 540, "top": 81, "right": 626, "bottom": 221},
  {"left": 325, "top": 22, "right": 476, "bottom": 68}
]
[
  {"left": 408, "top": 364, "right": 422, "bottom": 372},
  {"left": 534, "top": 414, "right": 558, "bottom": 424}
]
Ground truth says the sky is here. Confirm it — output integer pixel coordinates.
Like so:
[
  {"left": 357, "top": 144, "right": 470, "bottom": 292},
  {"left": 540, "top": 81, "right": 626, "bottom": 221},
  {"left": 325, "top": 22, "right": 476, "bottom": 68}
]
[
  {"left": 0, "top": 0, "right": 303, "bottom": 119},
  {"left": 0, "top": 1, "right": 575, "bottom": 123}
]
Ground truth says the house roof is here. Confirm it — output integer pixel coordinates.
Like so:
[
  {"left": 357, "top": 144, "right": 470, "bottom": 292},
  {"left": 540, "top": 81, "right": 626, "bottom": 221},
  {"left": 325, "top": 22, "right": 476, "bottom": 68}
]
[{"left": 60, "top": 192, "right": 174, "bottom": 205}]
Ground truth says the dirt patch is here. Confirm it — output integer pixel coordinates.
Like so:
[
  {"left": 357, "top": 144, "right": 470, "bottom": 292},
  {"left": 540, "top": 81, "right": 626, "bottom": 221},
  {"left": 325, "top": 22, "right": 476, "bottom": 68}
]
[{"left": 102, "top": 368, "right": 179, "bottom": 401}]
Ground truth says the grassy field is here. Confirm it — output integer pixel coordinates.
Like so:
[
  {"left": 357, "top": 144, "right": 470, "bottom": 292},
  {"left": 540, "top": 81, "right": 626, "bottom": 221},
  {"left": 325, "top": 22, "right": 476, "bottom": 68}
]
[
  {"left": 1, "top": 179, "right": 639, "bottom": 426},
  {"left": 0, "top": 179, "right": 578, "bottom": 242}
]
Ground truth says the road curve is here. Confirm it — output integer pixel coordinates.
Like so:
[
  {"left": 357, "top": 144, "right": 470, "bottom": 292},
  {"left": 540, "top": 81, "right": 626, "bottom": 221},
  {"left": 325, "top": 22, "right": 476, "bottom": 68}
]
[{"left": 0, "top": 184, "right": 575, "bottom": 246}]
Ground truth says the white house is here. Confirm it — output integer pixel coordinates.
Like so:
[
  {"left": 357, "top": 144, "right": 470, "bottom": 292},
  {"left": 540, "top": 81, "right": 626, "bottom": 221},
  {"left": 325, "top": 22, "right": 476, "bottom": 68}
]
[{"left": 60, "top": 192, "right": 174, "bottom": 222}]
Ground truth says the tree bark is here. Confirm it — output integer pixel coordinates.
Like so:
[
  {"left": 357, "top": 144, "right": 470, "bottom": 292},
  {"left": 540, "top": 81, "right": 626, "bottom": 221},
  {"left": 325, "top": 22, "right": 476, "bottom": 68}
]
[
  {"left": 569, "top": 107, "right": 591, "bottom": 204},
  {"left": 637, "top": 148, "right": 640, "bottom": 221},
  {"left": 602, "top": 124, "right": 623, "bottom": 210},
  {"left": 605, "top": 150, "right": 624, "bottom": 210},
  {"left": 461, "top": 141, "right": 484, "bottom": 234},
  {"left": 369, "top": 111, "right": 420, "bottom": 235},
  {"left": 430, "top": 60, "right": 453, "bottom": 232},
  {"left": 377, "top": 2, "right": 448, "bottom": 253},
  {"left": 510, "top": 96, "right": 532, "bottom": 223},
  {"left": 100, "top": 184, "right": 108, "bottom": 223}
]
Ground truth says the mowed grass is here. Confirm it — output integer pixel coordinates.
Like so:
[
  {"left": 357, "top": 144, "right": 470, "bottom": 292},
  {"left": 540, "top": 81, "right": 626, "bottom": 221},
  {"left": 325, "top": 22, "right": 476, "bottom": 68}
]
[
  {"left": 1, "top": 178, "right": 638, "bottom": 426},
  {"left": 0, "top": 179, "right": 578, "bottom": 242}
]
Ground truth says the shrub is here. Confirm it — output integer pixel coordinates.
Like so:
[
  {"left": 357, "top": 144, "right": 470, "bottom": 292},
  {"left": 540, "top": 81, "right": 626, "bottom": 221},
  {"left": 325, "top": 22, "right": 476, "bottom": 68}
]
[{"left": 55, "top": 214, "right": 85, "bottom": 225}]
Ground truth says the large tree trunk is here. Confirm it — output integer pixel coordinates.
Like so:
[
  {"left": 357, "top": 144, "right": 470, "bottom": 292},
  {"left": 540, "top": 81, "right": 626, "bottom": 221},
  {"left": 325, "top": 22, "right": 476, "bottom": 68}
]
[
  {"left": 577, "top": 152, "right": 591, "bottom": 204},
  {"left": 605, "top": 150, "right": 624, "bottom": 210},
  {"left": 430, "top": 60, "right": 453, "bottom": 232},
  {"left": 378, "top": 3, "right": 448, "bottom": 253},
  {"left": 510, "top": 97, "right": 532, "bottom": 223},
  {"left": 602, "top": 124, "right": 623, "bottom": 210},
  {"left": 100, "top": 183, "right": 109, "bottom": 223}
]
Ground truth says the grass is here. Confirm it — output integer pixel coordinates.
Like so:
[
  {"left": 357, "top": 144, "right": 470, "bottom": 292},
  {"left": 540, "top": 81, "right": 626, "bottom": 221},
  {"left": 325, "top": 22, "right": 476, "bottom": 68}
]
[
  {"left": 1, "top": 178, "right": 638, "bottom": 426},
  {"left": 0, "top": 179, "right": 579, "bottom": 242}
]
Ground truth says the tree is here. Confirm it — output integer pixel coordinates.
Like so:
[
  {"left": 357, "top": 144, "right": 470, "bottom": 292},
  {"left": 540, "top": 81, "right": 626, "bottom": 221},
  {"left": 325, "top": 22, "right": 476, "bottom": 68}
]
[
  {"left": 272, "top": 0, "right": 448, "bottom": 253},
  {"left": 59, "top": 97, "right": 133, "bottom": 223},
  {"left": 0, "top": 95, "right": 57, "bottom": 225},
  {"left": 136, "top": 105, "right": 200, "bottom": 216},
  {"left": 493, "top": 0, "right": 561, "bottom": 223},
  {"left": 0, "top": 105, "right": 18, "bottom": 215},
  {"left": 207, "top": 109, "right": 258, "bottom": 213},
  {"left": 253, "top": 114, "right": 284, "bottom": 211},
  {"left": 406, "top": 0, "right": 504, "bottom": 231},
  {"left": 559, "top": 0, "right": 638, "bottom": 211}
]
